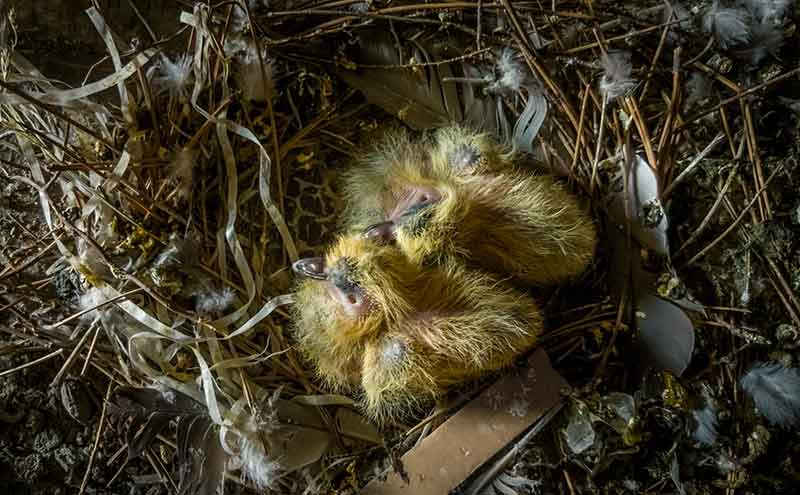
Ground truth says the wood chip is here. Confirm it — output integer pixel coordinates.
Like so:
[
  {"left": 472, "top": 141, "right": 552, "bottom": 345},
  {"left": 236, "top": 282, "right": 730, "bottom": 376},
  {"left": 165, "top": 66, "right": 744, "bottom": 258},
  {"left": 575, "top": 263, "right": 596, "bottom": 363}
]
[{"left": 361, "top": 348, "right": 568, "bottom": 495}]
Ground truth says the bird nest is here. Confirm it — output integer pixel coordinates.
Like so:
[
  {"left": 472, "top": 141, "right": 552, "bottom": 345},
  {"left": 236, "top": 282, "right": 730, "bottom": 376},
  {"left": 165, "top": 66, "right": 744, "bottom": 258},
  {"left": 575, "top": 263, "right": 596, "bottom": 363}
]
[{"left": 1, "top": 0, "right": 799, "bottom": 494}]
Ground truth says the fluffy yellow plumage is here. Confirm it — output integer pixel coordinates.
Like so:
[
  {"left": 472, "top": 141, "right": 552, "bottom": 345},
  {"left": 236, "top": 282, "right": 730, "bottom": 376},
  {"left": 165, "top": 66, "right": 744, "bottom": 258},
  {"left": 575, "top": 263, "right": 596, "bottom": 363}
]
[
  {"left": 291, "top": 234, "right": 542, "bottom": 422},
  {"left": 340, "top": 126, "right": 597, "bottom": 287},
  {"left": 291, "top": 125, "right": 596, "bottom": 422}
]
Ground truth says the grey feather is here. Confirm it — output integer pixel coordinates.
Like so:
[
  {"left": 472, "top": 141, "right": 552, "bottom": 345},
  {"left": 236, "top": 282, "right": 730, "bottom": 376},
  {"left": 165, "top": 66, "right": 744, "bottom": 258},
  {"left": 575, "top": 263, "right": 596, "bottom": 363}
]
[
  {"left": 740, "top": 361, "right": 800, "bottom": 427},
  {"left": 739, "top": 0, "right": 793, "bottom": 21},
  {"left": 110, "top": 387, "right": 228, "bottom": 495},
  {"left": 462, "top": 61, "right": 502, "bottom": 135},
  {"left": 685, "top": 72, "right": 713, "bottom": 107},
  {"left": 733, "top": 18, "right": 784, "bottom": 64},
  {"left": 599, "top": 51, "right": 637, "bottom": 101},
  {"left": 703, "top": 1, "right": 752, "bottom": 49},
  {"left": 691, "top": 396, "right": 719, "bottom": 445}
]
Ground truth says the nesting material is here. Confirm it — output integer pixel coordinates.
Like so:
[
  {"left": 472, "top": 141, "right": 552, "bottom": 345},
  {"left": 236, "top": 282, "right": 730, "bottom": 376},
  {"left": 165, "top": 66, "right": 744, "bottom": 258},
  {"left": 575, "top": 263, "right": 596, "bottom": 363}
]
[
  {"left": 2, "top": 0, "right": 799, "bottom": 491},
  {"left": 360, "top": 349, "right": 568, "bottom": 495}
]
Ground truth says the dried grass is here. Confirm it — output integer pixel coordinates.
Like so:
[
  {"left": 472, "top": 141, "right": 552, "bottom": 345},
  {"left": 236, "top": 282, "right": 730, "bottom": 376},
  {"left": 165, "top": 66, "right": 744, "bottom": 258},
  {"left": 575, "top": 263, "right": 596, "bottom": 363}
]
[{"left": 1, "top": 0, "right": 798, "bottom": 492}]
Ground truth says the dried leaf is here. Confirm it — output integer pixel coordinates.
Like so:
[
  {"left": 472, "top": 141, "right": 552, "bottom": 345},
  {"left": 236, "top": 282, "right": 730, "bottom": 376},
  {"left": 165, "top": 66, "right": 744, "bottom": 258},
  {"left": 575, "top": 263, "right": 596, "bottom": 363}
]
[
  {"left": 564, "top": 403, "right": 596, "bottom": 454},
  {"left": 271, "top": 398, "right": 333, "bottom": 472},
  {"left": 274, "top": 427, "right": 332, "bottom": 473},
  {"left": 291, "top": 394, "right": 355, "bottom": 407},
  {"left": 335, "top": 408, "right": 382, "bottom": 444}
]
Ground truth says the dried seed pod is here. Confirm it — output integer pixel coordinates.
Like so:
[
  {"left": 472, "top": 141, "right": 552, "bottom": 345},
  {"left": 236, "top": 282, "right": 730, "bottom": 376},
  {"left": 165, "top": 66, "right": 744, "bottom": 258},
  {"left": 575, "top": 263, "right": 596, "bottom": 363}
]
[{"left": 60, "top": 378, "right": 95, "bottom": 424}]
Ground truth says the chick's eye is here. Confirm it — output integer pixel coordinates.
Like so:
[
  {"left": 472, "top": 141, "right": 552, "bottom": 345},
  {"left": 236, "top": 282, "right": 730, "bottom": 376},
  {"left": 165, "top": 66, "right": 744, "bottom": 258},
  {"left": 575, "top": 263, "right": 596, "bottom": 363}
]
[
  {"left": 335, "top": 284, "right": 371, "bottom": 318},
  {"left": 449, "top": 144, "right": 482, "bottom": 170}
]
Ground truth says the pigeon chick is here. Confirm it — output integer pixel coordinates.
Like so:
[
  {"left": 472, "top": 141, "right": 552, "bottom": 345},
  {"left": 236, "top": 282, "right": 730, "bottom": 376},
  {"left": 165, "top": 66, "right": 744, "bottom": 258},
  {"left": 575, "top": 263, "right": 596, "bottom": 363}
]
[
  {"left": 340, "top": 126, "right": 598, "bottom": 287},
  {"left": 291, "top": 233, "right": 543, "bottom": 421}
]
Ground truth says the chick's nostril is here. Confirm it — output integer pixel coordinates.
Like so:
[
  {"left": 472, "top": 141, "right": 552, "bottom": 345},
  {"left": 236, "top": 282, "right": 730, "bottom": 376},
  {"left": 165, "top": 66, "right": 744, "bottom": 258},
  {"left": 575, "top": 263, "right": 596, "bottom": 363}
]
[
  {"left": 363, "top": 221, "right": 396, "bottom": 245},
  {"left": 292, "top": 257, "right": 327, "bottom": 280},
  {"left": 416, "top": 186, "right": 441, "bottom": 205}
]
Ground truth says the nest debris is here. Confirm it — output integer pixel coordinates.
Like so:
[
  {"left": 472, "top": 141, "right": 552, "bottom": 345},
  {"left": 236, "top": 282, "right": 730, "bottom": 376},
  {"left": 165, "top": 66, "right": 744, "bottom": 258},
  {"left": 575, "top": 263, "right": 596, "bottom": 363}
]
[{"left": 0, "top": 0, "right": 799, "bottom": 493}]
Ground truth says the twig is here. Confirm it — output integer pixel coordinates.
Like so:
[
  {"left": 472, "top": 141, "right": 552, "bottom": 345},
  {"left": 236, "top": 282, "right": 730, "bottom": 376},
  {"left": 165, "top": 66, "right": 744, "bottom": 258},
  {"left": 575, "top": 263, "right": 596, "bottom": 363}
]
[
  {"left": 0, "top": 348, "right": 64, "bottom": 378},
  {"left": 0, "top": 79, "right": 120, "bottom": 154},
  {"left": 681, "top": 66, "right": 800, "bottom": 128},
  {"left": 51, "top": 321, "right": 97, "bottom": 387},
  {"left": 681, "top": 164, "right": 783, "bottom": 267},
  {"left": 80, "top": 381, "right": 112, "bottom": 495},
  {"left": 81, "top": 325, "right": 102, "bottom": 376},
  {"left": 590, "top": 94, "right": 608, "bottom": 195},
  {"left": 465, "top": 403, "right": 565, "bottom": 494},
  {"left": 662, "top": 132, "right": 724, "bottom": 200},
  {"left": 674, "top": 165, "right": 737, "bottom": 257},
  {"left": 742, "top": 102, "right": 771, "bottom": 220},
  {"left": 0, "top": 239, "right": 60, "bottom": 280}
]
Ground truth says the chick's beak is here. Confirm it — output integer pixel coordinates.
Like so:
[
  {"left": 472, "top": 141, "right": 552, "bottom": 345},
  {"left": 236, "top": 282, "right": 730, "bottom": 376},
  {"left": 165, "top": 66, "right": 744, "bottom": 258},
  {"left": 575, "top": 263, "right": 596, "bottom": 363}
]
[
  {"left": 292, "top": 257, "right": 328, "bottom": 280},
  {"left": 363, "top": 221, "right": 396, "bottom": 245}
]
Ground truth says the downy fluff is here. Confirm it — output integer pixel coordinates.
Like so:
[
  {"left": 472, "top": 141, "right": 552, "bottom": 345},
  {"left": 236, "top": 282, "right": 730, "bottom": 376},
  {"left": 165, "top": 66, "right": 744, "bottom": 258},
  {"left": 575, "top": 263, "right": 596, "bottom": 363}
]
[{"left": 599, "top": 51, "right": 637, "bottom": 101}]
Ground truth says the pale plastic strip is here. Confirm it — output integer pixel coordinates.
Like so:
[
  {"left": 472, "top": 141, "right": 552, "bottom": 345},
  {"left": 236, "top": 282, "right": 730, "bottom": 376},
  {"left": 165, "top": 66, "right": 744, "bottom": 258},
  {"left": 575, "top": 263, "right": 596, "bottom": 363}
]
[
  {"left": 180, "top": 8, "right": 298, "bottom": 264},
  {"left": 85, "top": 7, "right": 131, "bottom": 123},
  {"left": 186, "top": 5, "right": 255, "bottom": 327},
  {"left": 7, "top": 52, "right": 108, "bottom": 115},
  {"left": 15, "top": 49, "right": 156, "bottom": 107}
]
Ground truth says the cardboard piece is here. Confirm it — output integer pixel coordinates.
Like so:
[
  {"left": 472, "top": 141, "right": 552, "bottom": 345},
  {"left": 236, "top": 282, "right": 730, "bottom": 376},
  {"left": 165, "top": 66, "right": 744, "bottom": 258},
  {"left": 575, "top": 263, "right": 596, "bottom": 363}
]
[{"left": 361, "top": 348, "right": 569, "bottom": 494}]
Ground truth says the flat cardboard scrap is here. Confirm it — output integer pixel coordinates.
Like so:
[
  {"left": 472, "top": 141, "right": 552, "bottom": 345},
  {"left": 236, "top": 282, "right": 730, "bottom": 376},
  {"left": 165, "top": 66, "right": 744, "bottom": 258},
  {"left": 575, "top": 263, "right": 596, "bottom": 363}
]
[{"left": 361, "top": 348, "right": 569, "bottom": 494}]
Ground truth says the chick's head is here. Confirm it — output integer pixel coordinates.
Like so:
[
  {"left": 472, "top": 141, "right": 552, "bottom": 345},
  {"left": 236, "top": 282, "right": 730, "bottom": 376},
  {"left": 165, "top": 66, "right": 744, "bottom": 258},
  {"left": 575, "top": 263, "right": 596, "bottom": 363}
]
[
  {"left": 428, "top": 125, "right": 513, "bottom": 176},
  {"left": 340, "top": 126, "right": 511, "bottom": 234},
  {"left": 344, "top": 125, "right": 597, "bottom": 285},
  {"left": 292, "top": 233, "right": 544, "bottom": 422},
  {"left": 291, "top": 235, "right": 416, "bottom": 388}
]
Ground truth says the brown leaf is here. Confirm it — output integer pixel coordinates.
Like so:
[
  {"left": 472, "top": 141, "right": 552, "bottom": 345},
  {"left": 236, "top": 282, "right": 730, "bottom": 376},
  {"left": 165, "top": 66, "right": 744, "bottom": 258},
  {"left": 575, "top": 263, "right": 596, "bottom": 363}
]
[{"left": 336, "top": 408, "right": 382, "bottom": 444}]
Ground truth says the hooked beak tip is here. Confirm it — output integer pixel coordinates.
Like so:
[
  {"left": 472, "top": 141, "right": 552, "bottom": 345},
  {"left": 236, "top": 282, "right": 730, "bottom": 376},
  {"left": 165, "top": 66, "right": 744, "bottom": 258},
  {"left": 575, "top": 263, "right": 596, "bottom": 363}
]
[{"left": 292, "top": 257, "right": 327, "bottom": 280}]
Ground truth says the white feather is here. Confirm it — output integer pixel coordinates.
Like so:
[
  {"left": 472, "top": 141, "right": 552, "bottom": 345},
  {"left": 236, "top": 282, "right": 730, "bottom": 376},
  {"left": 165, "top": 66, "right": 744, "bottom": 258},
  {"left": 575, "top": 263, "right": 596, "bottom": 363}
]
[
  {"left": 236, "top": 43, "right": 274, "bottom": 102},
  {"left": 195, "top": 287, "right": 236, "bottom": 315},
  {"left": 599, "top": 51, "right": 637, "bottom": 101},
  {"left": 78, "top": 287, "right": 107, "bottom": 322},
  {"left": 237, "top": 434, "right": 280, "bottom": 490},
  {"left": 151, "top": 54, "right": 193, "bottom": 99},
  {"left": 487, "top": 48, "right": 526, "bottom": 95},
  {"left": 170, "top": 147, "right": 196, "bottom": 198},
  {"left": 740, "top": 361, "right": 800, "bottom": 427}
]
